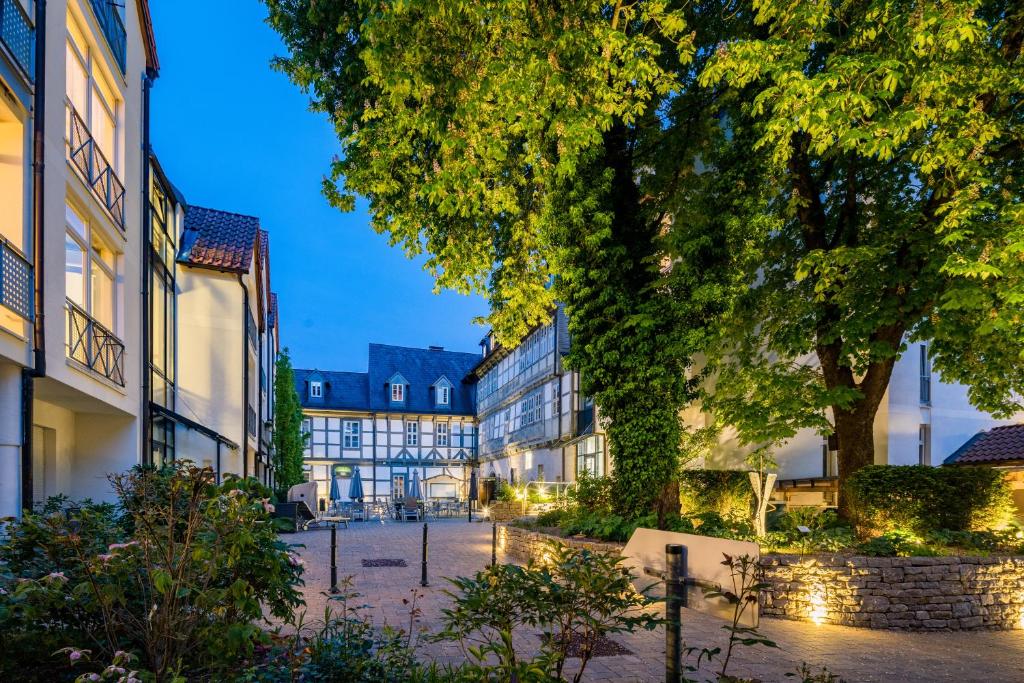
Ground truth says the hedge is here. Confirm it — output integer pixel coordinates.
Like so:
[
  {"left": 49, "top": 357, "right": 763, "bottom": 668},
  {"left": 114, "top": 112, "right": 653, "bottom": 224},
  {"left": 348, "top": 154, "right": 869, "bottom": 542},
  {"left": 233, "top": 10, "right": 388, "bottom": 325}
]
[
  {"left": 678, "top": 469, "right": 753, "bottom": 520},
  {"left": 845, "top": 465, "right": 1015, "bottom": 535}
]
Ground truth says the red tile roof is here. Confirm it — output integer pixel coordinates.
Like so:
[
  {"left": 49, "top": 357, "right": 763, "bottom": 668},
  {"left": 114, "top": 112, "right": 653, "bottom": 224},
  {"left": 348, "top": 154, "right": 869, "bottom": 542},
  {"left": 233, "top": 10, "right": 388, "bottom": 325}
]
[
  {"left": 178, "top": 206, "right": 259, "bottom": 272},
  {"left": 944, "top": 424, "right": 1024, "bottom": 466}
]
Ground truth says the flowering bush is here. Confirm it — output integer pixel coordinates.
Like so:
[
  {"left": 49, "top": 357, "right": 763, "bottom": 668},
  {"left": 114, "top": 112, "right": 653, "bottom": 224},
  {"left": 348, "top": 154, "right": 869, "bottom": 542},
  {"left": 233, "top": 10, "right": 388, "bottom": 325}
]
[{"left": 0, "top": 463, "right": 303, "bottom": 681}]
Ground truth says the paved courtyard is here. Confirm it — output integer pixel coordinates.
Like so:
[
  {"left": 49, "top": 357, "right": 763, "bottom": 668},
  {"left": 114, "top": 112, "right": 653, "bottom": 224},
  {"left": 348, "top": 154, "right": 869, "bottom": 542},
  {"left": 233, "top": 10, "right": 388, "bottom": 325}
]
[{"left": 288, "top": 520, "right": 1024, "bottom": 682}]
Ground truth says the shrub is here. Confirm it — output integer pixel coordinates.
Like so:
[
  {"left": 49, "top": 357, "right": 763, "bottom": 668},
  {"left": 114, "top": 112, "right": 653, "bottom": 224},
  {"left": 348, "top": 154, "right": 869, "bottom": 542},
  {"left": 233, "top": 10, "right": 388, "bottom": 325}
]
[
  {"left": 678, "top": 470, "right": 753, "bottom": 521},
  {"left": 566, "top": 472, "right": 615, "bottom": 515},
  {"left": 435, "top": 541, "right": 659, "bottom": 682},
  {"left": 845, "top": 465, "right": 1015, "bottom": 535},
  {"left": 0, "top": 463, "right": 303, "bottom": 681}
]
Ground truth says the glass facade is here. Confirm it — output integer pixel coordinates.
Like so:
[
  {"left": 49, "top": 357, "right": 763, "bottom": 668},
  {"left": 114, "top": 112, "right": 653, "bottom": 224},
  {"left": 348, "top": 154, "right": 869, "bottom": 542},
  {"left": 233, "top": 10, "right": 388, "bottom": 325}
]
[{"left": 146, "top": 172, "right": 177, "bottom": 467}]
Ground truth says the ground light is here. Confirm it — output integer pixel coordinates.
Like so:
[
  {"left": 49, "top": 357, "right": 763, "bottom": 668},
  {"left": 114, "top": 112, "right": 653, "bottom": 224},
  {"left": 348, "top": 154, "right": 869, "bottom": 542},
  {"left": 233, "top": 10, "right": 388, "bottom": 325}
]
[{"left": 807, "top": 585, "right": 828, "bottom": 625}]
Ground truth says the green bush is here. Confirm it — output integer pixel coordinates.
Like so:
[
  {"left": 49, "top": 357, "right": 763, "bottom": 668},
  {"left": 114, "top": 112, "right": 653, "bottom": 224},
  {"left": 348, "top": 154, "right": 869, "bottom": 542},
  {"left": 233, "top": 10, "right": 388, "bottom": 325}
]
[
  {"left": 566, "top": 472, "right": 615, "bottom": 515},
  {"left": 678, "top": 469, "right": 753, "bottom": 521},
  {"left": 0, "top": 463, "right": 303, "bottom": 681},
  {"left": 846, "top": 465, "right": 1015, "bottom": 535}
]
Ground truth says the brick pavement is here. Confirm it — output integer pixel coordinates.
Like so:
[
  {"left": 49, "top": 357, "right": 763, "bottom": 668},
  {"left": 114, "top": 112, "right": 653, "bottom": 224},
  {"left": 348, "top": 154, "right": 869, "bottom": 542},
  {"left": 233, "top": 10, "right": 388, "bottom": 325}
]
[{"left": 287, "top": 519, "right": 1024, "bottom": 682}]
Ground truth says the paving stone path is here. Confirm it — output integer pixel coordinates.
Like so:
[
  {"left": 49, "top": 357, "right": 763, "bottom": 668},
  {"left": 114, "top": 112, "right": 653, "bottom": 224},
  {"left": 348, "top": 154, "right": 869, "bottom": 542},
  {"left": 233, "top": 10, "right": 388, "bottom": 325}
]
[{"left": 288, "top": 519, "right": 1024, "bottom": 682}]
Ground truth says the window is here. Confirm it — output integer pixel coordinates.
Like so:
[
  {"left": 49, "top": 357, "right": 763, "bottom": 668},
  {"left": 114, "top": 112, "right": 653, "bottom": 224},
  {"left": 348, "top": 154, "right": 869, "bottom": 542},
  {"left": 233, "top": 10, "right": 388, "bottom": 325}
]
[
  {"left": 919, "top": 344, "right": 931, "bottom": 404},
  {"left": 65, "top": 203, "right": 119, "bottom": 331},
  {"left": 918, "top": 424, "right": 931, "bottom": 465},
  {"left": 392, "top": 475, "right": 405, "bottom": 500},
  {"left": 576, "top": 435, "right": 605, "bottom": 477},
  {"left": 310, "top": 381, "right": 322, "bottom": 398},
  {"left": 438, "top": 384, "right": 450, "bottom": 406},
  {"left": 66, "top": 17, "right": 119, "bottom": 169},
  {"left": 148, "top": 176, "right": 176, "bottom": 411},
  {"left": 437, "top": 423, "right": 449, "bottom": 446},
  {"left": 406, "top": 421, "right": 418, "bottom": 446},
  {"left": 343, "top": 421, "right": 360, "bottom": 449},
  {"left": 518, "top": 390, "right": 544, "bottom": 429},
  {"left": 391, "top": 383, "right": 404, "bottom": 402}
]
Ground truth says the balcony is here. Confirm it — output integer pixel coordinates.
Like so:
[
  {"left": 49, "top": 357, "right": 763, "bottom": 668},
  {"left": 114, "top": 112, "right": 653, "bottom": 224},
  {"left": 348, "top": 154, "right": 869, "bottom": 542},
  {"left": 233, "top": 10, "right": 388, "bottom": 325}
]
[
  {"left": 0, "top": 0, "right": 33, "bottom": 81},
  {"left": 0, "top": 238, "right": 32, "bottom": 320},
  {"left": 88, "top": 0, "right": 125, "bottom": 73},
  {"left": 68, "top": 104, "right": 125, "bottom": 230},
  {"left": 66, "top": 299, "right": 124, "bottom": 386}
]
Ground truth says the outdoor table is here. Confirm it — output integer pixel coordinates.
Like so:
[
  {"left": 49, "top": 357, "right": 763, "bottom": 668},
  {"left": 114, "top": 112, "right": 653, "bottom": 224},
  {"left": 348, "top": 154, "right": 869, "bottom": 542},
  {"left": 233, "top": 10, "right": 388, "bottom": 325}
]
[{"left": 318, "top": 515, "right": 350, "bottom": 529}]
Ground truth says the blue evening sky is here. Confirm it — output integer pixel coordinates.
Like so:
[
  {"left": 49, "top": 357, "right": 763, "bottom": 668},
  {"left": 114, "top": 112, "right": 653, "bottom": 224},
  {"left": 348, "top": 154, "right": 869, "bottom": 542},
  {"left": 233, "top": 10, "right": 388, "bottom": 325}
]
[{"left": 148, "top": 0, "right": 489, "bottom": 371}]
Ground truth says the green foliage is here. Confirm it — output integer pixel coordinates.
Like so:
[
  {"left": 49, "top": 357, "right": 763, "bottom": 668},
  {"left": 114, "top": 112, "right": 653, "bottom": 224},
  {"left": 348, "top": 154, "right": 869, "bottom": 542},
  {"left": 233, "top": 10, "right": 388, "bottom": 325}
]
[
  {"left": 846, "top": 465, "right": 1015, "bottom": 535},
  {"left": 0, "top": 464, "right": 304, "bottom": 681},
  {"left": 684, "top": 0, "right": 1024, "bottom": 508},
  {"left": 855, "top": 530, "right": 938, "bottom": 558},
  {"left": 566, "top": 472, "right": 615, "bottom": 516},
  {"left": 436, "top": 541, "right": 660, "bottom": 683},
  {"left": 679, "top": 470, "right": 754, "bottom": 521},
  {"left": 273, "top": 348, "right": 308, "bottom": 498}
]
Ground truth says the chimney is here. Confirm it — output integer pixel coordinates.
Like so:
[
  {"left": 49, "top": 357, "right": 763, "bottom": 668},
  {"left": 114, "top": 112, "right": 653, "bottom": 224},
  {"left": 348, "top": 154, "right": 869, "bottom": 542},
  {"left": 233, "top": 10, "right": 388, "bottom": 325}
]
[{"left": 428, "top": 345, "right": 444, "bottom": 351}]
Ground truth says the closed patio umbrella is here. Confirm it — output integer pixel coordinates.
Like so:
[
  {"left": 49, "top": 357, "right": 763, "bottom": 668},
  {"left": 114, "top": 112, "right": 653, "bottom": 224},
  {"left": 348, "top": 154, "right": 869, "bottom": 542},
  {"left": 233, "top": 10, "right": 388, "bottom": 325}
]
[
  {"left": 408, "top": 470, "right": 423, "bottom": 499},
  {"left": 348, "top": 468, "right": 365, "bottom": 502},
  {"left": 468, "top": 469, "right": 479, "bottom": 502},
  {"left": 329, "top": 476, "right": 343, "bottom": 510}
]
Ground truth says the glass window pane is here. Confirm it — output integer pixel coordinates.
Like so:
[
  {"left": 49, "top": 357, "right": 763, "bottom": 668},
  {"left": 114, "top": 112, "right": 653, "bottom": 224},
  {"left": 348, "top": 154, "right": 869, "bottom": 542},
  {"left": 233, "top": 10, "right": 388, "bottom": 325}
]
[
  {"left": 152, "top": 275, "right": 166, "bottom": 372},
  {"left": 65, "top": 43, "right": 88, "bottom": 116},
  {"left": 92, "top": 97, "right": 116, "bottom": 164},
  {"left": 64, "top": 234, "right": 85, "bottom": 306},
  {"left": 66, "top": 204, "right": 86, "bottom": 240},
  {"left": 91, "top": 261, "right": 114, "bottom": 328}
]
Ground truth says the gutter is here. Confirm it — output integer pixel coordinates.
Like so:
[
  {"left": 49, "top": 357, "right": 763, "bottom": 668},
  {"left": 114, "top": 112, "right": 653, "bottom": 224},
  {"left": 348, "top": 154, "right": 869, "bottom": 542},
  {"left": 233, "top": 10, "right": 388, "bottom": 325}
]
[
  {"left": 21, "top": 0, "right": 47, "bottom": 511},
  {"left": 140, "top": 67, "right": 155, "bottom": 462},
  {"left": 239, "top": 274, "right": 249, "bottom": 479}
]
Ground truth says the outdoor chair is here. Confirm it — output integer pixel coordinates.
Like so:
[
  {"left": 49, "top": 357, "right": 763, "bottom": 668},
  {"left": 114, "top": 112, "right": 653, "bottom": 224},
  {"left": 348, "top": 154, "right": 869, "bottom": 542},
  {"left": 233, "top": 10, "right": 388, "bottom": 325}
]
[{"left": 402, "top": 496, "right": 422, "bottom": 521}]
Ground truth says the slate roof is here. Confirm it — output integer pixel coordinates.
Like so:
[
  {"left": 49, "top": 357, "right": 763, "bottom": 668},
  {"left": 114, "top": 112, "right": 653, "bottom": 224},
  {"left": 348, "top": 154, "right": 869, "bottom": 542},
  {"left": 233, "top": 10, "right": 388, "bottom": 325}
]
[
  {"left": 295, "top": 344, "right": 480, "bottom": 415},
  {"left": 944, "top": 424, "right": 1024, "bottom": 466},
  {"left": 178, "top": 206, "right": 259, "bottom": 272}
]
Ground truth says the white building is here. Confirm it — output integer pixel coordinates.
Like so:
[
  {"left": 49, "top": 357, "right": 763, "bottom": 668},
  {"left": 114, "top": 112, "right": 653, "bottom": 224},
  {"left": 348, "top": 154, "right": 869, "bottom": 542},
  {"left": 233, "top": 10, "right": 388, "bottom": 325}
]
[
  {"left": 692, "top": 341, "right": 1024, "bottom": 506},
  {"left": 295, "top": 344, "right": 479, "bottom": 508},
  {"left": 470, "top": 307, "right": 608, "bottom": 485}
]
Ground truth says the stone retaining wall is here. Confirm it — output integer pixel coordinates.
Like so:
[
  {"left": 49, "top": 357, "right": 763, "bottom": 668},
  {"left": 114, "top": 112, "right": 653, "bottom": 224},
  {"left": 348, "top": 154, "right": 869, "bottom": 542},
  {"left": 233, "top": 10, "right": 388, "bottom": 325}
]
[
  {"left": 488, "top": 501, "right": 529, "bottom": 522},
  {"left": 497, "top": 525, "right": 1024, "bottom": 631}
]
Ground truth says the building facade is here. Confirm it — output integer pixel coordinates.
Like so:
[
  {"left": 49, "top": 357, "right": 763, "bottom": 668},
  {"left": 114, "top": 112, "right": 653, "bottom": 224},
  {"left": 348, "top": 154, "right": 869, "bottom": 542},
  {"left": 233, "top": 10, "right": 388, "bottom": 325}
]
[
  {"left": 295, "top": 344, "right": 479, "bottom": 509},
  {"left": 0, "top": 1, "right": 282, "bottom": 519},
  {"left": 470, "top": 306, "right": 608, "bottom": 485},
  {"left": 689, "top": 340, "right": 1024, "bottom": 506},
  {"left": 176, "top": 205, "right": 279, "bottom": 486}
]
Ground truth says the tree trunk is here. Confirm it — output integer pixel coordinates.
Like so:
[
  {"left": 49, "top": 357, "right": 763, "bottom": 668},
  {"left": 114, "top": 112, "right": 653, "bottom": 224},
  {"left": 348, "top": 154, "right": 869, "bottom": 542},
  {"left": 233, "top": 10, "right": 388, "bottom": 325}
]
[
  {"left": 656, "top": 479, "right": 681, "bottom": 530},
  {"left": 833, "top": 404, "right": 880, "bottom": 520}
]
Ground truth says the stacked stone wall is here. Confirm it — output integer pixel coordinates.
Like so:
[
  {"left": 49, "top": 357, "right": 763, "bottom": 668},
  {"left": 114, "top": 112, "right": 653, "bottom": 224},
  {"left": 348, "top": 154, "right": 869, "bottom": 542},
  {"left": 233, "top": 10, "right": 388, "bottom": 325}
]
[{"left": 498, "top": 525, "right": 1024, "bottom": 630}]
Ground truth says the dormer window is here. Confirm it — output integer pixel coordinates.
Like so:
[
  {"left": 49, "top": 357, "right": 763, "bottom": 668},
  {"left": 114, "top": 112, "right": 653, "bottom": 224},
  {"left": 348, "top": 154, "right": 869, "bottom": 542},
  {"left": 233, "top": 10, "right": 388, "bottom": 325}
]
[
  {"left": 310, "top": 381, "right": 322, "bottom": 398},
  {"left": 439, "top": 385, "right": 450, "bottom": 405},
  {"left": 391, "top": 383, "right": 404, "bottom": 402}
]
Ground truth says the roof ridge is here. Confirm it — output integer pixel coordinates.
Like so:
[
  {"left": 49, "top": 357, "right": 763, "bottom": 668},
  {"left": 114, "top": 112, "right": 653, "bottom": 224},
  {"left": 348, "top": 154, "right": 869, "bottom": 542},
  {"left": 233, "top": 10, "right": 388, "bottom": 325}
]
[{"left": 369, "top": 342, "right": 478, "bottom": 355}]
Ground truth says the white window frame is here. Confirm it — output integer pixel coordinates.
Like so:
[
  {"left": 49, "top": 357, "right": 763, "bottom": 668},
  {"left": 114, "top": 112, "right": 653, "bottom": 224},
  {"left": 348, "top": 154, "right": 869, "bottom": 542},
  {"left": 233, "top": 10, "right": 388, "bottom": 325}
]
[
  {"left": 343, "top": 420, "right": 360, "bottom": 449},
  {"left": 437, "top": 422, "right": 449, "bottom": 446},
  {"left": 391, "top": 383, "right": 404, "bottom": 402},
  {"left": 918, "top": 424, "right": 931, "bottom": 465},
  {"left": 65, "top": 202, "right": 120, "bottom": 333},
  {"left": 438, "top": 384, "right": 450, "bottom": 406},
  {"left": 919, "top": 344, "right": 931, "bottom": 405},
  {"left": 65, "top": 18, "right": 120, "bottom": 172},
  {"left": 310, "top": 381, "right": 322, "bottom": 398},
  {"left": 406, "top": 421, "right": 418, "bottom": 446}
]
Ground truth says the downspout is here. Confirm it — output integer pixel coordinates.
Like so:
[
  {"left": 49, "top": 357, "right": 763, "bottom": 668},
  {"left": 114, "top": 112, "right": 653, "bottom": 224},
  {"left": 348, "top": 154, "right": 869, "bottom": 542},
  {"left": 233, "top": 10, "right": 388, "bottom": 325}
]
[
  {"left": 140, "top": 69, "right": 155, "bottom": 464},
  {"left": 239, "top": 274, "right": 249, "bottom": 479},
  {"left": 21, "top": 0, "right": 48, "bottom": 511},
  {"left": 257, "top": 313, "right": 263, "bottom": 484}
]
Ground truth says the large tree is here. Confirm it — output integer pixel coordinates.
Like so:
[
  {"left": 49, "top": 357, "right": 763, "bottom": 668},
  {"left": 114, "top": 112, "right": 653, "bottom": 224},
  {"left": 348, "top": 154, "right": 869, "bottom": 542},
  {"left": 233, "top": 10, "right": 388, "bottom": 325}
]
[
  {"left": 263, "top": 0, "right": 1023, "bottom": 519},
  {"left": 272, "top": 349, "right": 307, "bottom": 497},
  {"left": 262, "top": 0, "right": 718, "bottom": 521},
  {"left": 689, "top": 0, "right": 1023, "bottom": 515}
]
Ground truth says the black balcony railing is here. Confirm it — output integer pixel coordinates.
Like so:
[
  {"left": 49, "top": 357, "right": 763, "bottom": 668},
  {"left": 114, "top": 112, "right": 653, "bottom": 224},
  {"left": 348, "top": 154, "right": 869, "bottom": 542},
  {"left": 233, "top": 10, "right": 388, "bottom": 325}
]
[
  {"left": 0, "top": 0, "right": 33, "bottom": 81},
  {"left": 247, "top": 309, "right": 258, "bottom": 352},
  {"left": 0, "top": 238, "right": 32, "bottom": 320},
  {"left": 89, "top": 0, "right": 125, "bottom": 73},
  {"left": 247, "top": 405, "right": 258, "bottom": 438},
  {"left": 68, "top": 105, "right": 125, "bottom": 230},
  {"left": 67, "top": 299, "right": 125, "bottom": 386}
]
